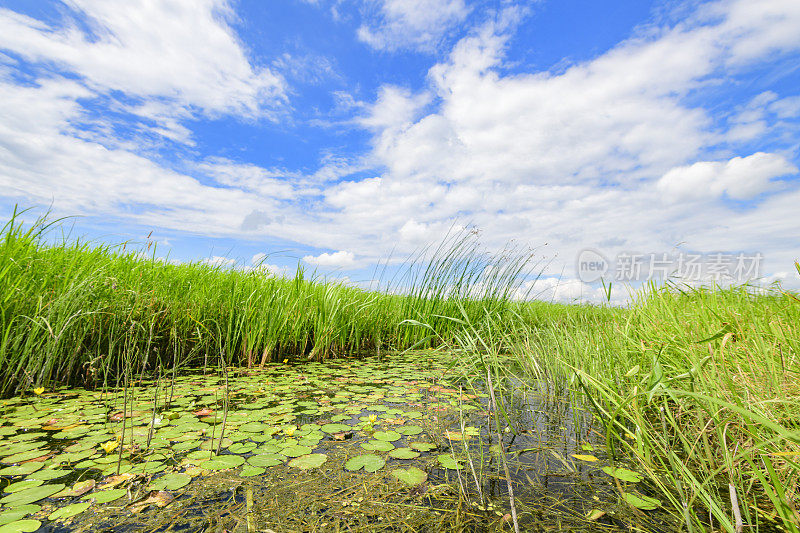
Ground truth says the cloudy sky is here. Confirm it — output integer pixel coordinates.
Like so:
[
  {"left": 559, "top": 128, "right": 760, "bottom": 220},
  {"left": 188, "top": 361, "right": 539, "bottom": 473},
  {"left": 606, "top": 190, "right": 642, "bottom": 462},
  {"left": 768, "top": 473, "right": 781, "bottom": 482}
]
[{"left": 0, "top": 0, "right": 798, "bottom": 302}]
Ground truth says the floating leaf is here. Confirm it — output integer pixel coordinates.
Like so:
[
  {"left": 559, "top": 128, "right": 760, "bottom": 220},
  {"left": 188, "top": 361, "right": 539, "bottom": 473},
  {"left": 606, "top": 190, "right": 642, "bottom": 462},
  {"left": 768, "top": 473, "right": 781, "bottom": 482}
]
[
  {"left": 0, "top": 484, "right": 65, "bottom": 507},
  {"left": 201, "top": 455, "right": 245, "bottom": 470},
  {"left": 0, "top": 463, "right": 43, "bottom": 477},
  {"left": 571, "top": 454, "right": 598, "bottom": 462},
  {"left": 53, "top": 479, "right": 95, "bottom": 498},
  {"left": 97, "top": 473, "right": 135, "bottom": 490},
  {"left": 361, "top": 440, "right": 394, "bottom": 452},
  {"left": 320, "top": 423, "right": 350, "bottom": 433},
  {"left": 601, "top": 466, "right": 642, "bottom": 483},
  {"left": 0, "top": 519, "right": 41, "bottom": 532},
  {"left": 129, "top": 490, "right": 174, "bottom": 513},
  {"left": 247, "top": 454, "right": 284, "bottom": 467},
  {"left": 409, "top": 442, "right": 436, "bottom": 452},
  {"left": 437, "top": 455, "right": 463, "bottom": 470},
  {"left": 0, "top": 506, "right": 39, "bottom": 527},
  {"left": 622, "top": 492, "right": 660, "bottom": 510},
  {"left": 149, "top": 473, "right": 190, "bottom": 491},
  {"left": 48, "top": 502, "right": 91, "bottom": 521},
  {"left": 288, "top": 454, "right": 327, "bottom": 470},
  {"left": 373, "top": 431, "right": 401, "bottom": 442},
  {"left": 240, "top": 465, "right": 265, "bottom": 477},
  {"left": 391, "top": 467, "right": 427, "bottom": 486},
  {"left": 282, "top": 445, "right": 313, "bottom": 458},
  {"left": 397, "top": 426, "right": 423, "bottom": 436},
  {"left": 3, "top": 481, "right": 42, "bottom": 494},
  {"left": 344, "top": 455, "right": 385, "bottom": 472},
  {"left": 389, "top": 448, "right": 420, "bottom": 460},
  {"left": 586, "top": 509, "right": 605, "bottom": 520}
]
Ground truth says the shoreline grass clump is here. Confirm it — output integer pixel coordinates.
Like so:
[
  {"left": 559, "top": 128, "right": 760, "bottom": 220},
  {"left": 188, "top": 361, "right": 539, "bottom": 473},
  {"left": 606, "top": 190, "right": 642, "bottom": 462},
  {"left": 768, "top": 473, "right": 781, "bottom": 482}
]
[{"left": 440, "top": 281, "right": 799, "bottom": 532}]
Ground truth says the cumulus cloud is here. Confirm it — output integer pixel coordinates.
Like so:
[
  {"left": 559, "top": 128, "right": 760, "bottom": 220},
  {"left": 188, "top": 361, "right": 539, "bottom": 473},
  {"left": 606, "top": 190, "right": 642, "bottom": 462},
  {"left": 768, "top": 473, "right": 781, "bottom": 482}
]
[
  {"left": 357, "top": 0, "right": 470, "bottom": 52},
  {"left": 0, "top": 0, "right": 285, "bottom": 134},
  {"left": 303, "top": 250, "right": 358, "bottom": 268},
  {"left": 657, "top": 152, "right": 798, "bottom": 201},
  {"left": 201, "top": 256, "right": 236, "bottom": 268}
]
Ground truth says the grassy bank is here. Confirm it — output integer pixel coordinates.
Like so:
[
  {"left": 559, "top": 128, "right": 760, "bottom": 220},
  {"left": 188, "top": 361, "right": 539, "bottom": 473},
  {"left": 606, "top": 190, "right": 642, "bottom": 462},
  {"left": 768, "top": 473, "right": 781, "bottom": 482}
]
[
  {"left": 0, "top": 210, "right": 534, "bottom": 396},
  {"left": 1, "top": 210, "right": 798, "bottom": 531},
  {"left": 442, "top": 282, "right": 800, "bottom": 532}
]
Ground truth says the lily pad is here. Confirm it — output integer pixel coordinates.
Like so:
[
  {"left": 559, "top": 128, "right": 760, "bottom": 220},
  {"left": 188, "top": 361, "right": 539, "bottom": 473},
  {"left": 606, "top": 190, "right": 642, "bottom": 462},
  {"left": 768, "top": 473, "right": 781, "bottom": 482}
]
[
  {"left": 3, "top": 481, "right": 42, "bottom": 494},
  {"left": 410, "top": 442, "right": 436, "bottom": 452},
  {"left": 149, "top": 473, "right": 191, "bottom": 491},
  {"left": 361, "top": 440, "right": 395, "bottom": 452},
  {"left": 344, "top": 454, "right": 385, "bottom": 472},
  {"left": 47, "top": 501, "right": 91, "bottom": 521},
  {"left": 0, "top": 483, "right": 65, "bottom": 507},
  {"left": 389, "top": 448, "right": 420, "bottom": 460},
  {"left": 437, "top": 455, "right": 463, "bottom": 470},
  {"left": 602, "top": 466, "right": 642, "bottom": 483},
  {"left": 240, "top": 465, "right": 265, "bottom": 477},
  {"left": 201, "top": 455, "right": 245, "bottom": 470},
  {"left": 391, "top": 467, "right": 427, "bottom": 486},
  {"left": 0, "top": 506, "right": 40, "bottom": 527},
  {"left": 622, "top": 492, "right": 661, "bottom": 510},
  {"left": 282, "top": 445, "right": 313, "bottom": 458},
  {"left": 320, "top": 423, "right": 351, "bottom": 433},
  {"left": 373, "top": 431, "right": 401, "bottom": 442},
  {"left": 0, "top": 519, "right": 41, "bottom": 532},
  {"left": 0, "top": 464, "right": 43, "bottom": 477},
  {"left": 397, "top": 426, "right": 423, "bottom": 436},
  {"left": 247, "top": 454, "right": 285, "bottom": 467},
  {"left": 288, "top": 453, "right": 327, "bottom": 470}
]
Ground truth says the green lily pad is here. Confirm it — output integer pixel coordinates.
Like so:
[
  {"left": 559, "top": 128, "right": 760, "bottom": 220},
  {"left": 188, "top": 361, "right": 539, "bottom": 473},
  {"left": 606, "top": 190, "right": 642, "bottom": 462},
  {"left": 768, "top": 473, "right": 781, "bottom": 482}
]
[
  {"left": 389, "top": 448, "right": 420, "bottom": 460},
  {"left": 247, "top": 454, "right": 285, "bottom": 467},
  {"left": 397, "top": 426, "right": 423, "bottom": 436},
  {"left": 622, "top": 492, "right": 661, "bottom": 510},
  {"left": 3, "top": 480, "right": 42, "bottom": 494},
  {"left": 47, "top": 501, "right": 91, "bottom": 521},
  {"left": 28, "top": 468, "right": 68, "bottom": 481},
  {"left": 437, "top": 455, "right": 463, "bottom": 470},
  {"left": 82, "top": 488, "right": 127, "bottom": 503},
  {"left": 391, "top": 467, "right": 427, "bottom": 486},
  {"left": 320, "top": 423, "right": 351, "bottom": 433},
  {"left": 0, "top": 483, "right": 65, "bottom": 507},
  {"left": 0, "top": 506, "right": 39, "bottom": 527},
  {"left": 602, "top": 466, "right": 642, "bottom": 483},
  {"left": 239, "top": 465, "right": 265, "bottom": 477},
  {"left": 0, "top": 519, "right": 41, "bottom": 532},
  {"left": 344, "top": 454, "right": 385, "bottom": 472},
  {"left": 361, "top": 440, "right": 395, "bottom": 452},
  {"left": 201, "top": 455, "right": 245, "bottom": 470},
  {"left": 282, "top": 445, "right": 313, "bottom": 458},
  {"left": 288, "top": 454, "right": 327, "bottom": 470},
  {"left": 0, "top": 463, "right": 43, "bottom": 477},
  {"left": 228, "top": 442, "right": 256, "bottom": 454},
  {"left": 149, "top": 473, "right": 191, "bottom": 491},
  {"left": 373, "top": 431, "right": 401, "bottom": 442},
  {"left": 409, "top": 442, "right": 436, "bottom": 452},
  {"left": 171, "top": 440, "right": 200, "bottom": 452}
]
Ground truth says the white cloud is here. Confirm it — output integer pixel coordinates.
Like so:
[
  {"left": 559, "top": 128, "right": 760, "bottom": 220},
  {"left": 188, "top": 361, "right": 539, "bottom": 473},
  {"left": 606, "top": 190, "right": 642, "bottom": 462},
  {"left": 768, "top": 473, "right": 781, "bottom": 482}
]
[
  {"left": 657, "top": 152, "right": 797, "bottom": 201},
  {"left": 357, "top": 0, "right": 470, "bottom": 52},
  {"left": 0, "top": 0, "right": 285, "bottom": 132},
  {"left": 201, "top": 256, "right": 236, "bottom": 268},
  {"left": 303, "top": 250, "right": 358, "bottom": 268}
]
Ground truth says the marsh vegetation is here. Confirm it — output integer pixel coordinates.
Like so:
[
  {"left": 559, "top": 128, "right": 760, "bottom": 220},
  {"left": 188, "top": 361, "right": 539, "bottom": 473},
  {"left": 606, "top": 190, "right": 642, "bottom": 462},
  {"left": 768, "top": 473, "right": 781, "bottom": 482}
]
[{"left": 0, "top": 210, "right": 797, "bottom": 532}]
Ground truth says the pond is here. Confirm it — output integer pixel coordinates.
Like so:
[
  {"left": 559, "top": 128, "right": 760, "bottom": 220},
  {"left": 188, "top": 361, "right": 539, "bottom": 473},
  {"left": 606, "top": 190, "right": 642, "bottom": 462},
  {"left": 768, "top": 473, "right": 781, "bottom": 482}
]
[{"left": 0, "top": 352, "right": 669, "bottom": 531}]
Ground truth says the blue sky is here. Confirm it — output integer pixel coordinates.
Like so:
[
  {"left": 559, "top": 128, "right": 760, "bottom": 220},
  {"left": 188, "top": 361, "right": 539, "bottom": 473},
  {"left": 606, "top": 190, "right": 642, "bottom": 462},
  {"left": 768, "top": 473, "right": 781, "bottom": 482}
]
[{"left": 0, "top": 0, "right": 798, "bottom": 302}]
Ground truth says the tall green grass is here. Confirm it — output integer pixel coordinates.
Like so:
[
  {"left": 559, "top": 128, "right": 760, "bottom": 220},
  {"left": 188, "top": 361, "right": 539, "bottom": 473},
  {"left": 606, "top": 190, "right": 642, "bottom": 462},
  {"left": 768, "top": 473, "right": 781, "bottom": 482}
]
[
  {"left": 441, "top": 282, "right": 800, "bottom": 532},
  {"left": 0, "top": 209, "right": 537, "bottom": 395}
]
